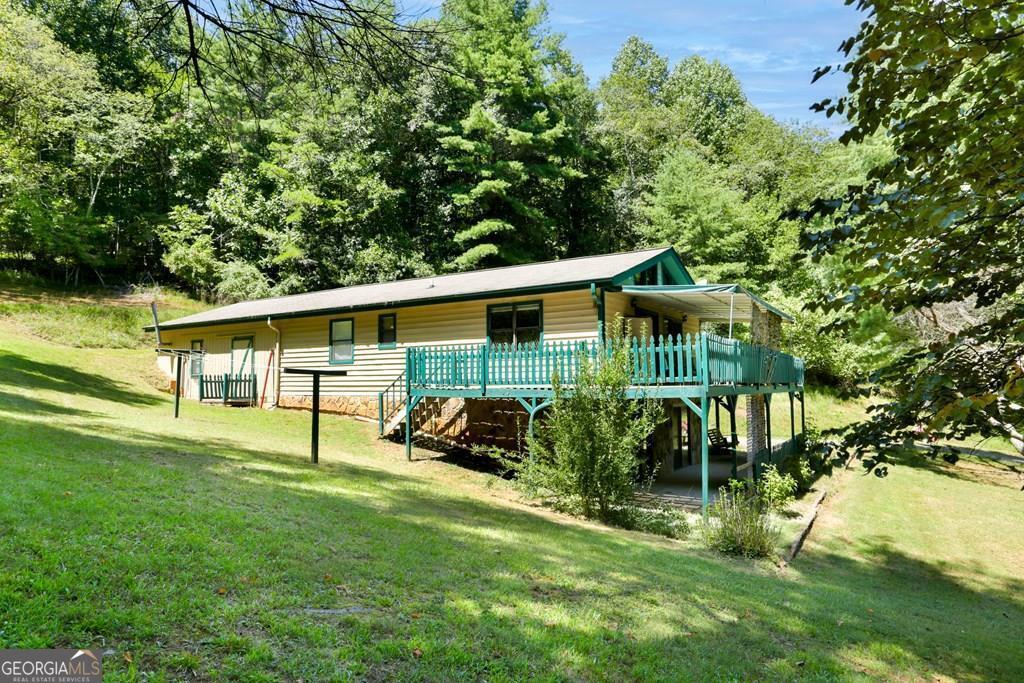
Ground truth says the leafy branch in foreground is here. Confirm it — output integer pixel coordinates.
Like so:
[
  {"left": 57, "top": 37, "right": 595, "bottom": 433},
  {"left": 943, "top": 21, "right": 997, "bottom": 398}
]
[
  {"left": 804, "top": 0, "right": 1024, "bottom": 455},
  {"left": 130, "top": 0, "right": 441, "bottom": 94}
]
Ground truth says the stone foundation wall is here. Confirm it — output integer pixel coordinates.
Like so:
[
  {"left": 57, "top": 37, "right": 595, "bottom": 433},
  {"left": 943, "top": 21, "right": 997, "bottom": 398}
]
[
  {"left": 464, "top": 399, "right": 530, "bottom": 450},
  {"left": 279, "top": 394, "right": 380, "bottom": 420},
  {"left": 275, "top": 394, "right": 529, "bottom": 449}
]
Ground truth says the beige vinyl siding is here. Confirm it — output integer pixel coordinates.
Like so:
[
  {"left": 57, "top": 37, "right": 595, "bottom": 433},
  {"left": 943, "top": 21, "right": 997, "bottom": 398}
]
[
  {"left": 158, "top": 322, "right": 277, "bottom": 401},
  {"left": 604, "top": 291, "right": 633, "bottom": 324},
  {"left": 603, "top": 291, "right": 699, "bottom": 336},
  {"left": 276, "top": 289, "right": 599, "bottom": 396}
]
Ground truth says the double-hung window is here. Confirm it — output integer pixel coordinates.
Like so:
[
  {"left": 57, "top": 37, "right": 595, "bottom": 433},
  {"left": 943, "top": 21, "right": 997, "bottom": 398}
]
[
  {"left": 378, "top": 314, "right": 397, "bottom": 349},
  {"left": 330, "top": 318, "right": 355, "bottom": 364},
  {"left": 189, "top": 339, "right": 204, "bottom": 378},
  {"left": 487, "top": 301, "right": 542, "bottom": 346}
]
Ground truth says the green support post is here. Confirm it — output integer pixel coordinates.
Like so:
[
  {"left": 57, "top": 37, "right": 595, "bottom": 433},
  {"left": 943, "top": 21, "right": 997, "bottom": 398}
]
[
  {"left": 700, "top": 395, "right": 710, "bottom": 513},
  {"left": 789, "top": 392, "right": 795, "bottom": 443},
  {"left": 173, "top": 354, "right": 183, "bottom": 418},
  {"left": 222, "top": 373, "right": 228, "bottom": 404},
  {"left": 405, "top": 347, "right": 413, "bottom": 461},
  {"left": 728, "top": 395, "right": 738, "bottom": 447},
  {"left": 800, "top": 392, "right": 806, "bottom": 436},
  {"left": 481, "top": 342, "right": 489, "bottom": 396},
  {"left": 765, "top": 393, "right": 773, "bottom": 467}
]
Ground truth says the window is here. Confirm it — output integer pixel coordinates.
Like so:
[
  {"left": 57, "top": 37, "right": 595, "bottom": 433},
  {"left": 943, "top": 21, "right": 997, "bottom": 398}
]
[
  {"left": 378, "top": 313, "right": 397, "bottom": 349},
  {"left": 330, "top": 318, "right": 354, "bottom": 364},
  {"left": 487, "top": 301, "right": 542, "bottom": 346},
  {"left": 190, "top": 339, "right": 204, "bottom": 378},
  {"left": 230, "top": 336, "right": 254, "bottom": 376}
]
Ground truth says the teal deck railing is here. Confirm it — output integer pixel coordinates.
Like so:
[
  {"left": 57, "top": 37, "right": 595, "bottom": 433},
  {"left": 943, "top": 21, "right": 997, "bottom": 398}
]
[
  {"left": 407, "top": 333, "right": 804, "bottom": 393},
  {"left": 378, "top": 371, "right": 406, "bottom": 435}
]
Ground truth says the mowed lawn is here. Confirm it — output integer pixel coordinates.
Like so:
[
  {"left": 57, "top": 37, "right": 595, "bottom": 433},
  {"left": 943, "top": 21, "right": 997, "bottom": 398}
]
[{"left": 1, "top": 323, "right": 1023, "bottom": 681}]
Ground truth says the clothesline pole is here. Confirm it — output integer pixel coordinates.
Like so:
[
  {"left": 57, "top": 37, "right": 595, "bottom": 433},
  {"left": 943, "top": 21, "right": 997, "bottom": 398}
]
[{"left": 174, "top": 354, "right": 183, "bottom": 419}]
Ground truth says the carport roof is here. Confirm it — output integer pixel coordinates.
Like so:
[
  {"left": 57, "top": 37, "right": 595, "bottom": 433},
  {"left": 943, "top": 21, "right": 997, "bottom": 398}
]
[{"left": 620, "top": 284, "right": 794, "bottom": 323}]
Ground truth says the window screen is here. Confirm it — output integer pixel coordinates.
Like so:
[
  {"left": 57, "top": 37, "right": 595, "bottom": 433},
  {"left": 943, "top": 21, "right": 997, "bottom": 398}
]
[
  {"left": 488, "top": 302, "right": 542, "bottom": 346},
  {"left": 190, "top": 339, "right": 204, "bottom": 378}
]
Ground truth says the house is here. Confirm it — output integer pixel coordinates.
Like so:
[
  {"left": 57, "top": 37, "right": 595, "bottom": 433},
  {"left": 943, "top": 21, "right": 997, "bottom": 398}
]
[{"left": 149, "top": 247, "right": 806, "bottom": 508}]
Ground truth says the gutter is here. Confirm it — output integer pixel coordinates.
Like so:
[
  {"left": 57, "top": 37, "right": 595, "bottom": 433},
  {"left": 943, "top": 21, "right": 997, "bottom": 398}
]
[{"left": 267, "top": 316, "right": 281, "bottom": 407}]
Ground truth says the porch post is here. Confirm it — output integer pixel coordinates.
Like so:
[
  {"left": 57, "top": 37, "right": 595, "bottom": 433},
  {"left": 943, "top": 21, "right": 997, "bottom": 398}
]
[
  {"left": 700, "top": 395, "right": 710, "bottom": 512},
  {"left": 765, "top": 393, "right": 773, "bottom": 468},
  {"left": 728, "top": 395, "right": 738, "bottom": 446},
  {"left": 789, "top": 392, "right": 796, "bottom": 442},
  {"left": 800, "top": 392, "right": 806, "bottom": 436}
]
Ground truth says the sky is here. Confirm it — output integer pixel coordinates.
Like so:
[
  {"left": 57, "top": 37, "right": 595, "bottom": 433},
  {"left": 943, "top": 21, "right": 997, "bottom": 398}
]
[
  {"left": 402, "top": 1, "right": 864, "bottom": 135},
  {"left": 544, "top": 0, "right": 862, "bottom": 134}
]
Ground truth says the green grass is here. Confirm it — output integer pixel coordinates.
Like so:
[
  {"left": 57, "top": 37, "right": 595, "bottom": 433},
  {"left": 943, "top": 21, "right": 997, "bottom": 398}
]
[
  {"left": 0, "top": 271, "right": 207, "bottom": 348},
  {"left": 1, "top": 295, "right": 1023, "bottom": 680}
]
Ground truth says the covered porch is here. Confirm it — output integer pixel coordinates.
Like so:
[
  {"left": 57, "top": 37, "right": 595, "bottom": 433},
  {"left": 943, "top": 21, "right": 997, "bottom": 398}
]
[{"left": 397, "top": 282, "right": 807, "bottom": 510}]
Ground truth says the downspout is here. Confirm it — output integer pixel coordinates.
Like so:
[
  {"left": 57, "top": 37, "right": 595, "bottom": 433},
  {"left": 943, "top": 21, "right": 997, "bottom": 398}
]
[{"left": 267, "top": 316, "right": 281, "bottom": 408}]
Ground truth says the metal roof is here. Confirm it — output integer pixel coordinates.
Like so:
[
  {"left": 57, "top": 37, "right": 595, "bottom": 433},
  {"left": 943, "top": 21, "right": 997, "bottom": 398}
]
[
  {"left": 620, "top": 284, "right": 795, "bottom": 323},
  {"left": 152, "top": 247, "right": 674, "bottom": 330}
]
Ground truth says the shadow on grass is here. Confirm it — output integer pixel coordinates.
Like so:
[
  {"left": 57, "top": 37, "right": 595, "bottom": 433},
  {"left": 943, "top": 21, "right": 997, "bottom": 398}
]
[
  {"left": 0, "top": 350, "right": 160, "bottom": 407},
  {"left": 878, "top": 447, "right": 1023, "bottom": 488},
  {"left": 1, "top": 410, "right": 1023, "bottom": 681}
]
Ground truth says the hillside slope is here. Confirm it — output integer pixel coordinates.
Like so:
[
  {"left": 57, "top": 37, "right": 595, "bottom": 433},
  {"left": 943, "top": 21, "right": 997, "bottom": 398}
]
[{"left": 0, "top": 308, "right": 1021, "bottom": 680}]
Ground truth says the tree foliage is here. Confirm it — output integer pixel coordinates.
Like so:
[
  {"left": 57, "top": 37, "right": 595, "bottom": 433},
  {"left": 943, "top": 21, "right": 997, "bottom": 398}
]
[
  {"left": 0, "top": 0, "right": 906, "bottom": 399},
  {"left": 807, "top": 0, "right": 1024, "bottom": 453}
]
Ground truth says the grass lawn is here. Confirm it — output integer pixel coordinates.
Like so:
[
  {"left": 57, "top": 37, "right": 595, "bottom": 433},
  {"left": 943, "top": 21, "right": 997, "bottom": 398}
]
[
  {"left": 1, "top": 309, "right": 1023, "bottom": 680},
  {"left": 0, "top": 271, "right": 207, "bottom": 348}
]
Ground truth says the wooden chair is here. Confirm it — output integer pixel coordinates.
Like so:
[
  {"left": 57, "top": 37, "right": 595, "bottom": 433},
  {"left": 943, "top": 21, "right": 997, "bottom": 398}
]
[{"left": 708, "top": 428, "right": 734, "bottom": 454}]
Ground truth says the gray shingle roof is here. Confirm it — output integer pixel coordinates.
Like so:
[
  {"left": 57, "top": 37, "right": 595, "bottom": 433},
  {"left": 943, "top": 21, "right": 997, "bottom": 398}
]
[{"left": 152, "top": 247, "right": 672, "bottom": 330}]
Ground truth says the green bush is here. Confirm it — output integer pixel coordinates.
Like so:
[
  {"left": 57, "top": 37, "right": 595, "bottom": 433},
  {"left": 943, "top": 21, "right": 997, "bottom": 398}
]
[
  {"left": 613, "top": 504, "right": 691, "bottom": 540},
  {"left": 700, "top": 484, "right": 779, "bottom": 558},
  {"left": 780, "top": 452, "right": 816, "bottom": 494},
  {"left": 757, "top": 464, "right": 798, "bottom": 512},
  {"left": 514, "top": 318, "right": 663, "bottom": 524}
]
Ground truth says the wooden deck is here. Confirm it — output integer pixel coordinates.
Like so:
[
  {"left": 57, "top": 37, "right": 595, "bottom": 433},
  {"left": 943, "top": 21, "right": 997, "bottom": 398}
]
[{"left": 405, "top": 332, "right": 804, "bottom": 399}]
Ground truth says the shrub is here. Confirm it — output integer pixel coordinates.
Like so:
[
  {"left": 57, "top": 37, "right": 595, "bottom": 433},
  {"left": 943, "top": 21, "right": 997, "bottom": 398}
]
[
  {"left": 614, "top": 504, "right": 691, "bottom": 540},
  {"left": 700, "top": 484, "right": 779, "bottom": 558},
  {"left": 514, "top": 318, "right": 663, "bottom": 523},
  {"left": 757, "top": 464, "right": 798, "bottom": 511}
]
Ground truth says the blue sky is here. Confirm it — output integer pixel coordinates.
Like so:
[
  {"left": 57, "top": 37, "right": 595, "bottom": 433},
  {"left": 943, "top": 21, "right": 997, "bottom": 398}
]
[
  {"left": 402, "top": 1, "right": 863, "bottom": 135},
  {"left": 543, "top": 1, "right": 862, "bottom": 134}
]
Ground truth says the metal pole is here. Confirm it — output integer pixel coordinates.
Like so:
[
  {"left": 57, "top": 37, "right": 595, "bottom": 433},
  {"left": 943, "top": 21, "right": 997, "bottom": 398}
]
[
  {"left": 790, "top": 392, "right": 796, "bottom": 442},
  {"left": 174, "top": 354, "right": 182, "bottom": 418},
  {"left": 311, "top": 373, "right": 320, "bottom": 464},
  {"left": 728, "top": 395, "right": 738, "bottom": 446},
  {"left": 700, "top": 396, "right": 710, "bottom": 513},
  {"left": 800, "top": 392, "right": 806, "bottom": 436},
  {"left": 405, "top": 348, "right": 413, "bottom": 461},
  {"left": 728, "top": 292, "right": 735, "bottom": 339}
]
